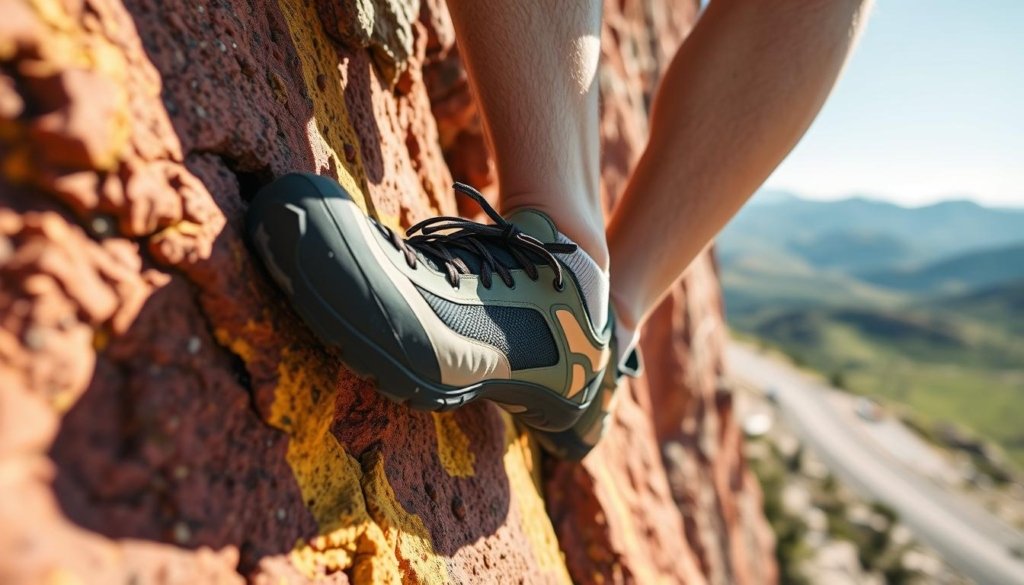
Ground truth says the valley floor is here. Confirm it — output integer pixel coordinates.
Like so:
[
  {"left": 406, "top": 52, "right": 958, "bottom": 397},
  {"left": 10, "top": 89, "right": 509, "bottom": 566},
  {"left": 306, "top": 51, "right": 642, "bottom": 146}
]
[{"left": 729, "top": 342, "right": 1024, "bottom": 585}]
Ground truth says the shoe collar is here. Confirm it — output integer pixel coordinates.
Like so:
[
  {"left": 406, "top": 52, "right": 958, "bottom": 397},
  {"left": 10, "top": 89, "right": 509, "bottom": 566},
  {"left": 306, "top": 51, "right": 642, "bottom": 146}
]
[{"left": 503, "top": 209, "right": 561, "bottom": 245}]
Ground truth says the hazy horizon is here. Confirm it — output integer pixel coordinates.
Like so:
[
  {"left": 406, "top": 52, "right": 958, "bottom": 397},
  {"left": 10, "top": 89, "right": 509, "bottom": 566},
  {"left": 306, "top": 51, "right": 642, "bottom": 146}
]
[{"left": 754, "top": 187, "right": 1024, "bottom": 211}]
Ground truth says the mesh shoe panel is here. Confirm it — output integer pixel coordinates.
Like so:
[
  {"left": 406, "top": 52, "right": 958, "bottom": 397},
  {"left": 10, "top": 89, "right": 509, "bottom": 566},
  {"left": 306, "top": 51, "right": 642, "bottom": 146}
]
[{"left": 418, "top": 288, "right": 559, "bottom": 370}]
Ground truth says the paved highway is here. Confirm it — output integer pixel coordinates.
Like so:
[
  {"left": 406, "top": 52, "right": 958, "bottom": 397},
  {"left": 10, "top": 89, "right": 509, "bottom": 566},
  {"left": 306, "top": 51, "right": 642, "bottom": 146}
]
[{"left": 728, "top": 343, "right": 1024, "bottom": 585}]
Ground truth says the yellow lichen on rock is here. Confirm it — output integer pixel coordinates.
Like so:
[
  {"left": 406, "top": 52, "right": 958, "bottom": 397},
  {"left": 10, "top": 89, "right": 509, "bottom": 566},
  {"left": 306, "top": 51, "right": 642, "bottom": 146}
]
[
  {"left": 269, "top": 348, "right": 402, "bottom": 583},
  {"left": 501, "top": 415, "right": 573, "bottom": 584},
  {"left": 275, "top": 0, "right": 373, "bottom": 217},
  {"left": 430, "top": 413, "right": 476, "bottom": 478},
  {"left": 363, "top": 453, "right": 450, "bottom": 585},
  {"left": 214, "top": 327, "right": 256, "bottom": 364}
]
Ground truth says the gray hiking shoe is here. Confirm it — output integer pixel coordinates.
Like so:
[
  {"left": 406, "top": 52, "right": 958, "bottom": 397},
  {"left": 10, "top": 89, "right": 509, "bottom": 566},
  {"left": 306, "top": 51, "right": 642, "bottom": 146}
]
[{"left": 246, "top": 172, "right": 611, "bottom": 431}]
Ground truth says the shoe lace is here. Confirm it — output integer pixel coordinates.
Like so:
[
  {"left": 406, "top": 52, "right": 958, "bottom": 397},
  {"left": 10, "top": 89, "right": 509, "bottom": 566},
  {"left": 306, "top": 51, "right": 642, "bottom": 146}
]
[{"left": 373, "top": 183, "right": 577, "bottom": 290}]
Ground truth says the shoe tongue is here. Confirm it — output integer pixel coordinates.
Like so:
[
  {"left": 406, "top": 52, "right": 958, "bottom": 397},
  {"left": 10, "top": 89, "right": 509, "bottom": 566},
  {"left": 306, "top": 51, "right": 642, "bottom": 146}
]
[
  {"left": 415, "top": 209, "right": 563, "bottom": 279},
  {"left": 504, "top": 209, "right": 560, "bottom": 244}
]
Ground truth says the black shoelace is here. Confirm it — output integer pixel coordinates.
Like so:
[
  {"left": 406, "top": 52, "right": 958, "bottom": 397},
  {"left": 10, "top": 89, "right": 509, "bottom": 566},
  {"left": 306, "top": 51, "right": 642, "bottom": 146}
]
[{"left": 373, "top": 183, "right": 577, "bottom": 290}]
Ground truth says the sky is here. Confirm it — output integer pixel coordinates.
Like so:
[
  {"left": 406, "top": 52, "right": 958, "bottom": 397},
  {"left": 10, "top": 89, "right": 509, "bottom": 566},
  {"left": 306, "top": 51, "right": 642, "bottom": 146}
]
[{"left": 763, "top": 0, "right": 1024, "bottom": 208}]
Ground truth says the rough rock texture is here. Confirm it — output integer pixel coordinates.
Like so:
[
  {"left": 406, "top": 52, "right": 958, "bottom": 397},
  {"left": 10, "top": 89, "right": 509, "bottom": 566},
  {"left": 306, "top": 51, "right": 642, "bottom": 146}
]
[{"left": 0, "top": 0, "right": 775, "bottom": 584}]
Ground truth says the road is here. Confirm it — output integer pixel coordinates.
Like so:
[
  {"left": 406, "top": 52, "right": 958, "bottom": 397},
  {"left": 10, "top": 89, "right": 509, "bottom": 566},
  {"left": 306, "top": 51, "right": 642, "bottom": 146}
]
[{"left": 728, "top": 343, "right": 1024, "bottom": 585}]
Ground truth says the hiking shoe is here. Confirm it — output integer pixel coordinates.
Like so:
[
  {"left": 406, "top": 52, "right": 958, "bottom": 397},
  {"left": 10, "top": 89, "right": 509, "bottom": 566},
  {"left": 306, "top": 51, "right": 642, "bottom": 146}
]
[
  {"left": 246, "top": 172, "right": 612, "bottom": 431},
  {"left": 532, "top": 323, "right": 642, "bottom": 460}
]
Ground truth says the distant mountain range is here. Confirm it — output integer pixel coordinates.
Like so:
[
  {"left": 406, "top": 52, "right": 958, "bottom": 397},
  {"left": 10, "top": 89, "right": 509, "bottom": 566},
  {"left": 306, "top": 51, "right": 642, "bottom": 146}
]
[
  {"left": 720, "top": 189, "right": 1024, "bottom": 315},
  {"left": 721, "top": 191, "right": 1024, "bottom": 273}
]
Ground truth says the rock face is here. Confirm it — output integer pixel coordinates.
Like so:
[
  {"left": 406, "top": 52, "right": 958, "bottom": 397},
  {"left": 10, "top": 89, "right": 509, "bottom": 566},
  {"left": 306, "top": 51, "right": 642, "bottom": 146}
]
[{"left": 0, "top": 0, "right": 775, "bottom": 583}]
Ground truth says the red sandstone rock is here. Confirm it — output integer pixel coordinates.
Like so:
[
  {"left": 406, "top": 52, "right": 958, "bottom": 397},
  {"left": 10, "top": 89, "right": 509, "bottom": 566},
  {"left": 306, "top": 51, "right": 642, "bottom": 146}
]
[{"left": 0, "top": 0, "right": 775, "bottom": 584}]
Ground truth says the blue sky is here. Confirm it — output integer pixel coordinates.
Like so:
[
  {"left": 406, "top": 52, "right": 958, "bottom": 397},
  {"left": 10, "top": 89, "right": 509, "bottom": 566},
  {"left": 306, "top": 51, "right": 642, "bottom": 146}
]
[{"left": 763, "top": 0, "right": 1024, "bottom": 208}]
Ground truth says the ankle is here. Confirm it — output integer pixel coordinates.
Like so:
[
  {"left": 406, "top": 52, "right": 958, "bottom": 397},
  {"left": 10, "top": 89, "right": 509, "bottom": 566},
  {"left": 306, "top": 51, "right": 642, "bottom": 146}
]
[
  {"left": 609, "top": 288, "right": 643, "bottom": 336},
  {"left": 563, "top": 225, "right": 609, "bottom": 272}
]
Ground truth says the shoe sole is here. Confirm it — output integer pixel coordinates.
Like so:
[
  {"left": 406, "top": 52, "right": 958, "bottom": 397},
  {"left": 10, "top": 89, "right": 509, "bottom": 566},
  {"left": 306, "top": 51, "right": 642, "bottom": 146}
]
[
  {"left": 248, "top": 173, "right": 600, "bottom": 432},
  {"left": 532, "top": 394, "right": 605, "bottom": 461},
  {"left": 532, "top": 430, "right": 596, "bottom": 461}
]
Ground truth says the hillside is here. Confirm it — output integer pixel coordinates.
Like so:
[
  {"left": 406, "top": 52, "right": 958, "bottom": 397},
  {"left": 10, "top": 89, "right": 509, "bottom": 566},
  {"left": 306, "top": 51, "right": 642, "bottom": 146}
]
[
  {"left": 722, "top": 253, "right": 907, "bottom": 318},
  {"left": 933, "top": 280, "right": 1024, "bottom": 336},
  {"left": 786, "top": 229, "right": 915, "bottom": 272},
  {"left": 747, "top": 306, "right": 1024, "bottom": 467},
  {"left": 861, "top": 244, "right": 1024, "bottom": 294},
  {"left": 753, "top": 307, "right": 1024, "bottom": 371}
]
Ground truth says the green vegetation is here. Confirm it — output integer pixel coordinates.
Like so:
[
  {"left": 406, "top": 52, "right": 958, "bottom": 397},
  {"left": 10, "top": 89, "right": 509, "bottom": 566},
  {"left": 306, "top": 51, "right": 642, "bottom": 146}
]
[
  {"left": 749, "top": 442, "right": 813, "bottom": 585},
  {"left": 933, "top": 281, "right": 1024, "bottom": 337},
  {"left": 860, "top": 243, "right": 1024, "bottom": 294},
  {"left": 816, "top": 480, "right": 905, "bottom": 579},
  {"left": 733, "top": 304, "right": 1024, "bottom": 469},
  {"left": 749, "top": 440, "right": 925, "bottom": 584}
]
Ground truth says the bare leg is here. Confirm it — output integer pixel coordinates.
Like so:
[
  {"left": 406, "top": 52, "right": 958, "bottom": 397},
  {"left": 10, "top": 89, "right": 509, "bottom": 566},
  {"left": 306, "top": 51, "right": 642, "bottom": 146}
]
[
  {"left": 446, "top": 0, "right": 607, "bottom": 269},
  {"left": 608, "top": 0, "right": 873, "bottom": 337}
]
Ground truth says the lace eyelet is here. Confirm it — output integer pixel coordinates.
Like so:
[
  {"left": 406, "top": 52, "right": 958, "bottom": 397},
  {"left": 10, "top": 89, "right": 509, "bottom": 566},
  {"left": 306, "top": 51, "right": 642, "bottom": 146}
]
[
  {"left": 506, "top": 280, "right": 517, "bottom": 290},
  {"left": 553, "top": 279, "right": 565, "bottom": 292}
]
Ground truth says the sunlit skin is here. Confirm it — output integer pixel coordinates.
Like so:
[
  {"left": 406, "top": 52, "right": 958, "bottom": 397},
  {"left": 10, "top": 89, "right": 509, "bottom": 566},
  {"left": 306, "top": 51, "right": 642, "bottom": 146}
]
[
  {"left": 446, "top": 0, "right": 873, "bottom": 342},
  {"left": 445, "top": 0, "right": 607, "bottom": 268}
]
